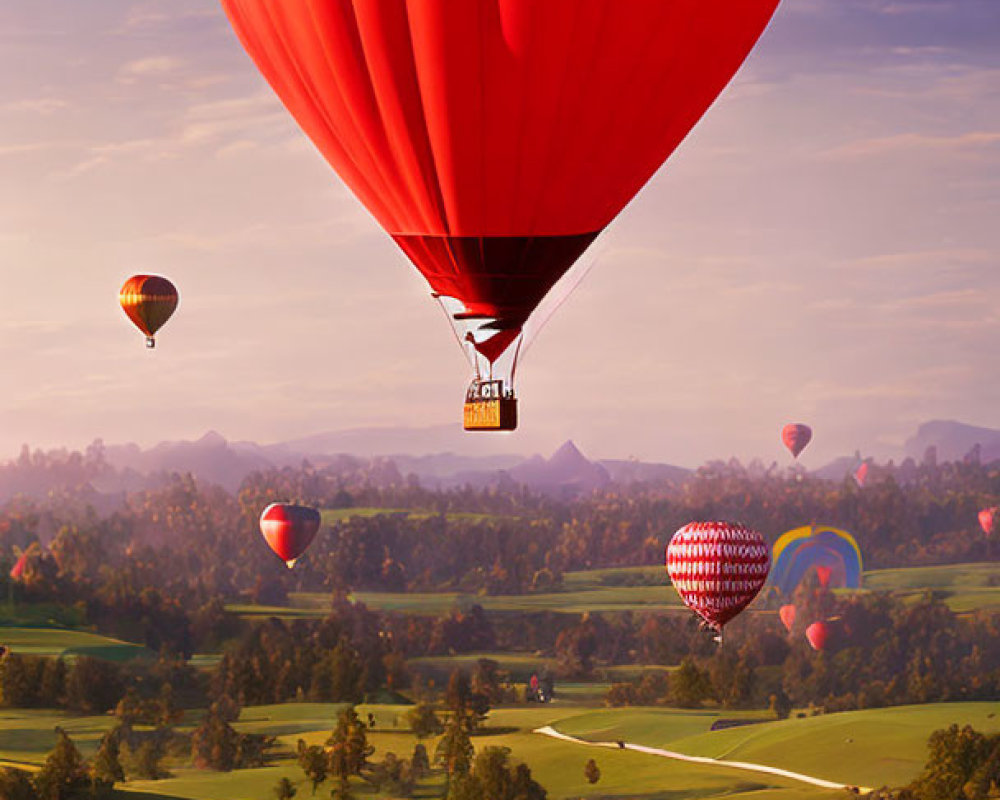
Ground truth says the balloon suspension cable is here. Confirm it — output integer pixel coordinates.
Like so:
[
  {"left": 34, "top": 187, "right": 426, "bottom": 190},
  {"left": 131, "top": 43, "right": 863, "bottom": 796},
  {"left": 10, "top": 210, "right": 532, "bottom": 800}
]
[
  {"left": 145, "top": 336, "right": 156, "bottom": 349},
  {"left": 509, "top": 334, "right": 524, "bottom": 388}
]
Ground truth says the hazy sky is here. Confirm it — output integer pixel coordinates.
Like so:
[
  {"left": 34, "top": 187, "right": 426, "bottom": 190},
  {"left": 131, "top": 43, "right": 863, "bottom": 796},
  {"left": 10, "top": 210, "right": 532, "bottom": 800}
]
[{"left": 0, "top": 0, "right": 997, "bottom": 467}]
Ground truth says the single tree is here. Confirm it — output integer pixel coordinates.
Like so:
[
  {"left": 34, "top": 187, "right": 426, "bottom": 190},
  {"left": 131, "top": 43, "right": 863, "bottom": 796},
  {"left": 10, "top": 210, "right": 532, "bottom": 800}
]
[
  {"left": 91, "top": 727, "right": 124, "bottom": 784},
  {"left": 408, "top": 703, "right": 443, "bottom": 738},
  {"left": 411, "top": 743, "right": 430, "bottom": 778},
  {"left": 296, "top": 739, "right": 328, "bottom": 795},
  {"left": 34, "top": 727, "right": 90, "bottom": 800},
  {"left": 326, "top": 708, "right": 373, "bottom": 781},
  {"left": 435, "top": 711, "right": 473, "bottom": 777},
  {"left": 584, "top": 758, "right": 601, "bottom": 784},
  {"left": 0, "top": 767, "right": 36, "bottom": 800}
]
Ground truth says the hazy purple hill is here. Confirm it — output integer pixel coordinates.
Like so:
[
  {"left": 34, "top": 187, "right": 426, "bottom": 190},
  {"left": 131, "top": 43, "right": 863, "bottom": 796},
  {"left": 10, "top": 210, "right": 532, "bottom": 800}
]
[
  {"left": 506, "top": 440, "right": 611, "bottom": 495},
  {"left": 903, "top": 420, "right": 1000, "bottom": 463}
]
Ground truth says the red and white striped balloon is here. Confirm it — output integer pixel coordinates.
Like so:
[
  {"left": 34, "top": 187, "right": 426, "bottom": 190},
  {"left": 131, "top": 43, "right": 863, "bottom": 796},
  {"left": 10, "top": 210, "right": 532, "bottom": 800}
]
[{"left": 666, "top": 521, "right": 771, "bottom": 634}]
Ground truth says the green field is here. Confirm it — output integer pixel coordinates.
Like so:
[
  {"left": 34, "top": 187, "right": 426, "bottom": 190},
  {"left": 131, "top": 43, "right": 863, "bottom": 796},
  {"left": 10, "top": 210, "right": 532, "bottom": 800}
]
[
  {"left": 859, "top": 562, "right": 1000, "bottom": 612},
  {"left": 321, "top": 508, "right": 507, "bottom": 524},
  {"left": 227, "top": 561, "right": 1000, "bottom": 623},
  {"left": 863, "top": 562, "right": 999, "bottom": 590},
  {"left": 231, "top": 587, "right": 687, "bottom": 621},
  {"left": 0, "top": 627, "right": 150, "bottom": 662},
  {"left": 3, "top": 561, "right": 996, "bottom": 798},
  {"left": 566, "top": 702, "right": 1000, "bottom": 790},
  {"left": 3, "top": 700, "right": 991, "bottom": 800}
]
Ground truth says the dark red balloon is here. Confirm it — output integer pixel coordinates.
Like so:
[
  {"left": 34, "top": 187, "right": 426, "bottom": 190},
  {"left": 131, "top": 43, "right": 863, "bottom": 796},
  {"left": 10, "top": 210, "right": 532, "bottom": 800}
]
[
  {"left": 781, "top": 424, "right": 812, "bottom": 459},
  {"left": 259, "top": 503, "right": 321, "bottom": 568},
  {"left": 806, "top": 621, "right": 830, "bottom": 651}
]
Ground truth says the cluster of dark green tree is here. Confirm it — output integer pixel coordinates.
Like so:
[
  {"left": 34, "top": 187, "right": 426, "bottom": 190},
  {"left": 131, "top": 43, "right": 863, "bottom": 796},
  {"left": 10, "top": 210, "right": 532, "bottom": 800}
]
[
  {"left": 603, "top": 592, "right": 999, "bottom": 712},
  {"left": 210, "top": 605, "right": 406, "bottom": 706},
  {"left": 191, "top": 695, "right": 276, "bottom": 771},
  {"left": 869, "top": 724, "right": 1000, "bottom": 800},
  {"left": 294, "top": 707, "right": 430, "bottom": 799},
  {"left": 0, "top": 724, "right": 168, "bottom": 800},
  {"left": 0, "top": 651, "right": 201, "bottom": 714},
  {"left": 432, "top": 670, "right": 547, "bottom": 800},
  {"left": 3, "top": 447, "right": 997, "bottom": 614}
]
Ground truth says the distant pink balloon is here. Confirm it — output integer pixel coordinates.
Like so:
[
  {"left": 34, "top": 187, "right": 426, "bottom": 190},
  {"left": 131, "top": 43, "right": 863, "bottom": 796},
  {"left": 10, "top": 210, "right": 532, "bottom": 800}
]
[
  {"left": 781, "top": 424, "right": 812, "bottom": 459},
  {"left": 806, "top": 621, "right": 831, "bottom": 652},
  {"left": 979, "top": 507, "right": 997, "bottom": 536},
  {"left": 779, "top": 604, "right": 796, "bottom": 633},
  {"left": 815, "top": 565, "right": 832, "bottom": 588},
  {"left": 853, "top": 462, "right": 869, "bottom": 489},
  {"left": 9, "top": 552, "right": 27, "bottom": 580}
]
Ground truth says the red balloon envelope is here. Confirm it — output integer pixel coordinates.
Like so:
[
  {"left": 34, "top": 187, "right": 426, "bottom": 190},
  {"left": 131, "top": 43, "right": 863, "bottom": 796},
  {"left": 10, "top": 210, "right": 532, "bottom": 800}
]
[
  {"left": 805, "top": 621, "right": 830, "bottom": 652},
  {"left": 779, "top": 603, "right": 796, "bottom": 633},
  {"left": 259, "top": 503, "right": 322, "bottom": 568},
  {"left": 666, "top": 521, "right": 771, "bottom": 637},
  {"left": 220, "top": 0, "right": 782, "bottom": 412},
  {"left": 853, "top": 462, "right": 869, "bottom": 488},
  {"left": 9, "top": 552, "right": 28, "bottom": 580},
  {"left": 781, "top": 424, "right": 812, "bottom": 459},
  {"left": 815, "top": 565, "right": 832, "bottom": 589},
  {"left": 979, "top": 507, "right": 997, "bottom": 536}
]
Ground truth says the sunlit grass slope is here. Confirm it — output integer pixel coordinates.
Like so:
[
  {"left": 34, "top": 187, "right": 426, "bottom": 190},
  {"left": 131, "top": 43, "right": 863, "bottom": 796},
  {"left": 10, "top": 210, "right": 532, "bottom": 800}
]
[{"left": 554, "top": 702, "right": 1000, "bottom": 790}]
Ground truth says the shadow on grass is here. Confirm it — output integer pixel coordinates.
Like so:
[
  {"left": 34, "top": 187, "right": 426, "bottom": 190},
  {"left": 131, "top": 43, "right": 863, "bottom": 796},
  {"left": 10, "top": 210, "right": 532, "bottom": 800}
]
[
  {"left": 472, "top": 726, "right": 519, "bottom": 736},
  {"left": 584, "top": 783, "right": 772, "bottom": 800}
]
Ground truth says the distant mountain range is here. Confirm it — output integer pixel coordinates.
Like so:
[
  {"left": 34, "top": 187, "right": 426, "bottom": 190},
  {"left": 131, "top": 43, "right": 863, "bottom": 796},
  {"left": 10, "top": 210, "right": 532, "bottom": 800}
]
[
  {"left": 3, "top": 418, "right": 998, "bottom": 500},
  {"left": 101, "top": 431, "right": 685, "bottom": 495},
  {"left": 902, "top": 420, "right": 1000, "bottom": 464}
]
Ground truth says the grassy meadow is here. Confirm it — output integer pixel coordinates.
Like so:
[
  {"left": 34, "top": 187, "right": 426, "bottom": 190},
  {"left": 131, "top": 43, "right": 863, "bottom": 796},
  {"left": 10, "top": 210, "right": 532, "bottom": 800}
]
[
  {"left": 2, "top": 560, "right": 997, "bottom": 798},
  {"left": 3, "top": 700, "right": 994, "bottom": 799}
]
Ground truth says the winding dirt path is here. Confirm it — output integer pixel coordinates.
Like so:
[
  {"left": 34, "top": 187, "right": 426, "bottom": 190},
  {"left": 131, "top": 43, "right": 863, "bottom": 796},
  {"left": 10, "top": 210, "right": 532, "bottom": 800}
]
[{"left": 534, "top": 725, "right": 871, "bottom": 795}]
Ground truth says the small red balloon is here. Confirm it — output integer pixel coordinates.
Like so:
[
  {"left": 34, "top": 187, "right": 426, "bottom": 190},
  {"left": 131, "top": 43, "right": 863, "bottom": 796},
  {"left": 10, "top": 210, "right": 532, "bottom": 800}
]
[
  {"left": 815, "top": 566, "right": 832, "bottom": 588},
  {"left": 781, "top": 424, "right": 812, "bottom": 459},
  {"left": 9, "top": 552, "right": 28, "bottom": 580},
  {"left": 806, "top": 621, "right": 830, "bottom": 651},
  {"left": 853, "top": 462, "right": 869, "bottom": 488},
  {"left": 779, "top": 604, "right": 796, "bottom": 633},
  {"left": 979, "top": 507, "right": 997, "bottom": 536},
  {"left": 259, "top": 503, "right": 321, "bottom": 568}
]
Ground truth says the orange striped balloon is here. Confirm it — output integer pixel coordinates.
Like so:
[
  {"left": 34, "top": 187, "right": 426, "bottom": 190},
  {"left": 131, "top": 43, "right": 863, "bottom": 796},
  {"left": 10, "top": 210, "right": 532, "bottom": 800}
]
[{"left": 120, "top": 275, "right": 178, "bottom": 348}]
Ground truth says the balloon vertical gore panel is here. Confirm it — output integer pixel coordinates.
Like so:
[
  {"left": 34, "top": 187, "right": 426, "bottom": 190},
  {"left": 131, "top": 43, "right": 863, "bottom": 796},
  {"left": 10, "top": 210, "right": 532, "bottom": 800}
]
[{"left": 218, "top": 0, "right": 782, "bottom": 411}]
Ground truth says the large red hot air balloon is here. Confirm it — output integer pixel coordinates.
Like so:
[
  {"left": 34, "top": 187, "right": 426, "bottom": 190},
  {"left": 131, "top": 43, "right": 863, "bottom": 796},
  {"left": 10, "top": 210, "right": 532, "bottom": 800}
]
[
  {"left": 219, "top": 0, "right": 782, "bottom": 430},
  {"left": 259, "top": 503, "right": 322, "bottom": 568},
  {"left": 666, "top": 521, "right": 770, "bottom": 641},
  {"left": 119, "top": 275, "right": 179, "bottom": 348},
  {"left": 979, "top": 507, "right": 997, "bottom": 536},
  {"left": 805, "top": 621, "right": 830, "bottom": 652},
  {"left": 779, "top": 603, "right": 796, "bottom": 633},
  {"left": 781, "top": 424, "right": 812, "bottom": 459}
]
